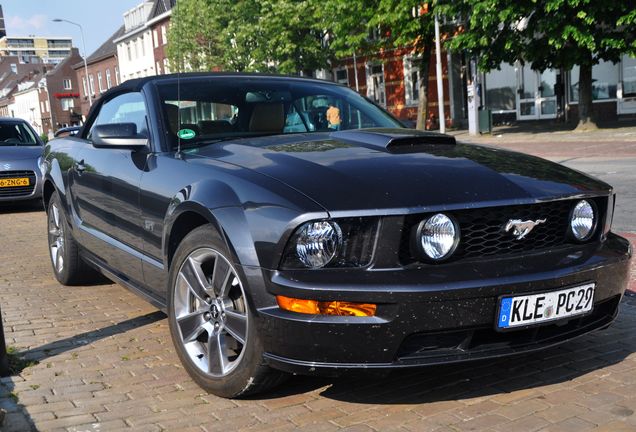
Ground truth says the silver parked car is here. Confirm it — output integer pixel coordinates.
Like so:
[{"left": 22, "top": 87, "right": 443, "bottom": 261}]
[{"left": 0, "top": 118, "right": 44, "bottom": 203}]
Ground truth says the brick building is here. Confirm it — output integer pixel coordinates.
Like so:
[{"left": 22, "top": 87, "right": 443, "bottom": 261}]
[
  {"left": 327, "top": 47, "right": 467, "bottom": 129},
  {"left": 43, "top": 48, "right": 84, "bottom": 131},
  {"left": 148, "top": 0, "right": 174, "bottom": 75},
  {"left": 74, "top": 26, "right": 124, "bottom": 118}
]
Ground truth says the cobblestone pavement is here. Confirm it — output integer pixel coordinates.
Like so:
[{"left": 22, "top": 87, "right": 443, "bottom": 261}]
[{"left": 0, "top": 202, "right": 634, "bottom": 432}]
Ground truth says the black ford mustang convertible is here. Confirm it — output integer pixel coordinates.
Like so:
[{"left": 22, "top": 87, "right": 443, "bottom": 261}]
[{"left": 42, "top": 73, "right": 632, "bottom": 398}]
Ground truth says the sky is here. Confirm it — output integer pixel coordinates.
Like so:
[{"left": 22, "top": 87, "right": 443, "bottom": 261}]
[{"left": 1, "top": 0, "right": 143, "bottom": 56}]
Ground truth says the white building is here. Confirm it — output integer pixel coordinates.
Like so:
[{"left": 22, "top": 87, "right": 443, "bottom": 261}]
[
  {"left": 114, "top": 1, "right": 156, "bottom": 82},
  {"left": 11, "top": 79, "right": 45, "bottom": 134}
]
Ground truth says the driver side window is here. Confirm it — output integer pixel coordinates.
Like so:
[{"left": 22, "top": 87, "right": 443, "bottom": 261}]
[{"left": 88, "top": 92, "right": 148, "bottom": 138}]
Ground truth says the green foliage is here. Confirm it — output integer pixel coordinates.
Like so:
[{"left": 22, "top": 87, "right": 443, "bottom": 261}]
[
  {"left": 167, "top": 0, "right": 330, "bottom": 75},
  {"left": 166, "top": 0, "right": 221, "bottom": 72},
  {"left": 439, "top": 0, "right": 636, "bottom": 71},
  {"left": 39, "top": 133, "right": 48, "bottom": 144}
]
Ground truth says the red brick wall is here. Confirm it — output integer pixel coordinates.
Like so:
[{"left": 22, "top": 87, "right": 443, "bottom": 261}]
[
  {"left": 334, "top": 47, "right": 452, "bottom": 129},
  {"left": 151, "top": 17, "right": 170, "bottom": 75},
  {"left": 75, "top": 55, "right": 119, "bottom": 118}
]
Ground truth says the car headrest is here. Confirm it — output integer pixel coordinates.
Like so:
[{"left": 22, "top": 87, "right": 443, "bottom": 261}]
[
  {"left": 249, "top": 103, "right": 284, "bottom": 133},
  {"left": 165, "top": 103, "right": 179, "bottom": 133},
  {"left": 198, "top": 120, "right": 233, "bottom": 134}
]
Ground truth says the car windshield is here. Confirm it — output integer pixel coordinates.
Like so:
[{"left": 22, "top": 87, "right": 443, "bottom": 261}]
[
  {"left": 0, "top": 122, "right": 39, "bottom": 146},
  {"left": 156, "top": 77, "right": 403, "bottom": 150}
]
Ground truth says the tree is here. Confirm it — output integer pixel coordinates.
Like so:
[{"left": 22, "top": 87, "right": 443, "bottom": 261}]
[
  {"left": 322, "top": 1, "right": 439, "bottom": 130},
  {"left": 167, "top": 0, "right": 331, "bottom": 75},
  {"left": 439, "top": 0, "right": 636, "bottom": 129},
  {"left": 166, "top": 0, "right": 222, "bottom": 72}
]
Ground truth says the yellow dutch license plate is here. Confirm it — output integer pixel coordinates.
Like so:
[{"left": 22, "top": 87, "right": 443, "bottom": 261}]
[{"left": 0, "top": 177, "right": 30, "bottom": 187}]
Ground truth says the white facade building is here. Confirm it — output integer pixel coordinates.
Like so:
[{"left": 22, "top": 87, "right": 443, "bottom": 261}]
[
  {"left": 114, "top": 1, "right": 156, "bottom": 82},
  {"left": 11, "top": 80, "right": 44, "bottom": 134}
]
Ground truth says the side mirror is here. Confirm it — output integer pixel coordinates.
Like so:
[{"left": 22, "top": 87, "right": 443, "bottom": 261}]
[{"left": 91, "top": 123, "right": 148, "bottom": 149}]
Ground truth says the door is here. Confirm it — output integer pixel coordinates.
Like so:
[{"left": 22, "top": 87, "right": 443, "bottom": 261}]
[
  {"left": 517, "top": 64, "right": 558, "bottom": 120},
  {"left": 73, "top": 92, "right": 149, "bottom": 285}
]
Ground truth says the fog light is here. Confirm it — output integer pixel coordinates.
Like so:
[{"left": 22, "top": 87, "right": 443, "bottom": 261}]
[
  {"left": 276, "top": 296, "right": 376, "bottom": 317},
  {"left": 570, "top": 200, "right": 595, "bottom": 241}
]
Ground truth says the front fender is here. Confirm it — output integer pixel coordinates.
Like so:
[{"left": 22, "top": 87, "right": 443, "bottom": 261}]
[{"left": 162, "top": 178, "right": 327, "bottom": 269}]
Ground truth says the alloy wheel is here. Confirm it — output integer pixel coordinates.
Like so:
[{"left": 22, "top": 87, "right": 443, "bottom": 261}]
[
  {"left": 173, "top": 247, "right": 248, "bottom": 377},
  {"left": 48, "top": 202, "right": 65, "bottom": 274}
]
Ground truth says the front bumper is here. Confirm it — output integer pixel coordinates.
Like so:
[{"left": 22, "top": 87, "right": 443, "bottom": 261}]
[
  {"left": 256, "top": 233, "right": 631, "bottom": 374},
  {"left": 0, "top": 159, "right": 43, "bottom": 202}
]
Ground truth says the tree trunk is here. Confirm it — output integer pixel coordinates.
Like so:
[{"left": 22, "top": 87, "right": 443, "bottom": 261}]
[
  {"left": 576, "top": 62, "right": 597, "bottom": 130},
  {"left": 416, "top": 43, "right": 433, "bottom": 131}
]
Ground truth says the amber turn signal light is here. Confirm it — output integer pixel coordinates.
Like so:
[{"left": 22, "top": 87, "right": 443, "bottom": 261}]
[{"left": 276, "top": 296, "right": 376, "bottom": 317}]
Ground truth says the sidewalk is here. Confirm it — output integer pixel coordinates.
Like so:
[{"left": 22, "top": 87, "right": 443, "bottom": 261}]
[{"left": 449, "top": 120, "right": 636, "bottom": 156}]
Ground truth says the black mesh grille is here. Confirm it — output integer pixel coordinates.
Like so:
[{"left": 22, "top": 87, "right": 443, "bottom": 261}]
[
  {"left": 0, "top": 170, "right": 36, "bottom": 197},
  {"left": 401, "top": 198, "right": 605, "bottom": 265}
]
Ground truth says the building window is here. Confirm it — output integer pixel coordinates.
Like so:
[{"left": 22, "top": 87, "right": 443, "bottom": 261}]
[
  {"left": 40, "top": 101, "right": 45, "bottom": 113},
  {"left": 153, "top": 29, "right": 159, "bottom": 48},
  {"left": 334, "top": 67, "right": 348, "bottom": 85},
  {"left": 127, "top": 43, "right": 132, "bottom": 61},
  {"left": 61, "top": 98, "right": 74, "bottom": 111},
  {"left": 82, "top": 76, "right": 88, "bottom": 97},
  {"left": 10, "top": 63, "right": 17, "bottom": 74},
  {"left": 569, "top": 60, "right": 619, "bottom": 102},
  {"left": 163, "top": 58, "right": 170, "bottom": 74},
  {"left": 97, "top": 72, "right": 104, "bottom": 93},
  {"left": 484, "top": 63, "right": 517, "bottom": 112},
  {"left": 89, "top": 75, "right": 95, "bottom": 94},
  {"left": 62, "top": 79, "right": 72, "bottom": 90},
  {"left": 161, "top": 25, "right": 167, "bottom": 45},
  {"left": 141, "top": 35, "right": 146, "bottom": 57},
  {"left": 156, "top": 61, "right": 162, "bottom": 75},
  {"left": 115, "top": 66, "right": 120, "bottom": 85},
  {"left": 106, "top": 69, "right": 112, "bottom": 89},
  {"left": 403, "top": 56, "right": 422, "bottom": 106},
  {"left": 45, "top": 100, "right": 50, "bottom": 112},
  {"left": 366, "top": 62, "right": 386, "bottom": 106}
]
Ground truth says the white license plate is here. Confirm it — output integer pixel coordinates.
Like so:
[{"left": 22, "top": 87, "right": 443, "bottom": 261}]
[{"left": 497, "top": 283, "right": 595, "bottom": 329}]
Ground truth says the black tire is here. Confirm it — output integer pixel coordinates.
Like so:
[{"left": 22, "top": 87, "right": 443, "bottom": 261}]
[
  {"left": 167, "top": 224, "right": 287, "bottom": 398},
  {"left": 47, "top": 191, "right": 96, "bottom": 285}
]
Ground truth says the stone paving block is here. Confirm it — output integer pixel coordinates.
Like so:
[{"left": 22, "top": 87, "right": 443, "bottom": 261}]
[{"left": 1, "top": 196, "right": 636, "bottom": 431}]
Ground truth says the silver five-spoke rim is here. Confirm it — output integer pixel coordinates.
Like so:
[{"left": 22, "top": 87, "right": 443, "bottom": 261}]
[
  {"left": 174, "top": 247, "right": 248, "bottom": 377},
  {"left": 48, "top": 203, "right": 65, "bottom": 274}
]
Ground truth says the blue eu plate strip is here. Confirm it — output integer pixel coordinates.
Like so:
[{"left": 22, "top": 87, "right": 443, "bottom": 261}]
[{"left": 498, "top": 297, "right": 512, "bottom": 328}]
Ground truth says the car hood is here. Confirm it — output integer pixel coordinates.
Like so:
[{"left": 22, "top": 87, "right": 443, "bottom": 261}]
[
  {"left": 190, "top": 129, "right": 610, "bottom": 213},
  {"left": 0, "top": 146, "right": 42, "bottom": 162}
]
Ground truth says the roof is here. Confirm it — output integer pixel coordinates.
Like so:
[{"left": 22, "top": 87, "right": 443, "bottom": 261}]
[
  {"left": 101, "top": 72, "right": 340, "bottom": 96},
  {"left": 149, "top": 0, "right": 175, "bottom": 20},
  {"left": 73, "top": 25, "right": 125, "bottom": 69},
  {"left": 47, "top": 48, "right": 81, "bottom": 76}
]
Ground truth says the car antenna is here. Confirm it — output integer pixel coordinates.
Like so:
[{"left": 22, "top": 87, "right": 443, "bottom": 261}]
[{"left": 175, "top": 0, "right": 183, "bottom": 158}]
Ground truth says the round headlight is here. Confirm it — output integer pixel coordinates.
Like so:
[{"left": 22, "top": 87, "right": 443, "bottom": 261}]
[
  {"left": 418, "top": 213, "right": 459, "bottom": 261},
  {"left": 570, "top": 200, "right": 595, "bottom": 241},
  {"left": 295, "top": 221, "right": 342, "bottom": 268}
]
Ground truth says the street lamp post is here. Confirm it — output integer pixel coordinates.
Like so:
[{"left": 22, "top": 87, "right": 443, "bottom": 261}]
[{"left": 52, "top": 18, "right": 92, "bottom": 108}]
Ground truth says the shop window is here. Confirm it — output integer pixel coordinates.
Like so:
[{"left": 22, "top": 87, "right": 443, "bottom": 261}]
[
  {"left": 484, "top": 63, "right": 517, "bottom": 111},
  {"left": 569, "top": 60, "right": 618, "bottom": 102}
]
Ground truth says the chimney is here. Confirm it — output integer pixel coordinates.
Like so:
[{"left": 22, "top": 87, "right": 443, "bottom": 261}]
[{"left": 0, "top": 5, "right": 5, "bottom": 39}]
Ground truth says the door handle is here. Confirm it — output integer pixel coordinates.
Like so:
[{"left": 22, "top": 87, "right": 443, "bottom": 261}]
[{"left": 75, "top": 160, "right": 86, "bottom": 173}]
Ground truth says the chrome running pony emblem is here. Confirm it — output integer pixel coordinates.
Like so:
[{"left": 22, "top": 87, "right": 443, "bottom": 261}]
[{"left": 504, "top": 218, "right": 547, "bottom": 240}]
